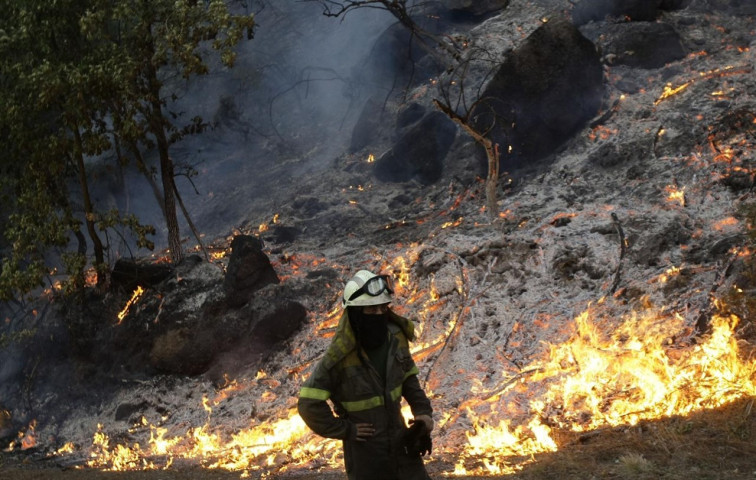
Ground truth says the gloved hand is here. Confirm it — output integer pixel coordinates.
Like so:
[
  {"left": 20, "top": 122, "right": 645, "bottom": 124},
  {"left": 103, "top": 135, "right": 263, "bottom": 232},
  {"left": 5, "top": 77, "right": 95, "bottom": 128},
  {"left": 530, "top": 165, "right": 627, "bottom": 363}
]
[
  {"left": 412, "top": 414, "right": 434, "bottom": 432},
  {"left": 404, "top": 417, "right": 432, "bottom": 456}
]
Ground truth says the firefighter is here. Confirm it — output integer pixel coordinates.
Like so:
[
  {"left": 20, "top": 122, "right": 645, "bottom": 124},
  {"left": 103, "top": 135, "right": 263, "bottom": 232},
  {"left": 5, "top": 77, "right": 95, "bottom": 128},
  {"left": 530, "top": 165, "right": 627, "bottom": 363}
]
[{"left": 298, "top": 269, "right": 434, "bottom": 480}]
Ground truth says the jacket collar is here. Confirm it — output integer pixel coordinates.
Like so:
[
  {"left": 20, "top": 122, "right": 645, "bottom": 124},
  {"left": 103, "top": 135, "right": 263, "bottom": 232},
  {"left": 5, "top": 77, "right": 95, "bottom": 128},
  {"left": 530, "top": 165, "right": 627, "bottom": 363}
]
[{"left": 323, "top": 309, "right": 415, "bottom": 369}]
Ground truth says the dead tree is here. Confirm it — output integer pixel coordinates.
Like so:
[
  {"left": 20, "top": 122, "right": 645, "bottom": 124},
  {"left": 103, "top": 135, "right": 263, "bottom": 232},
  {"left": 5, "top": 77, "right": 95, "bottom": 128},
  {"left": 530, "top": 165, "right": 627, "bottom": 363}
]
[
  {"left": 308, "top": 0, "right": 506, "bottom": 218},
  {"left": 431, "top": 40, "right": 505, "bottom": 220},
  {"left": 305, "top": 0, "right": 463, "bottom": 69},
  {"left": 434, "top": 100, "right": 500, "bottom": 219}
]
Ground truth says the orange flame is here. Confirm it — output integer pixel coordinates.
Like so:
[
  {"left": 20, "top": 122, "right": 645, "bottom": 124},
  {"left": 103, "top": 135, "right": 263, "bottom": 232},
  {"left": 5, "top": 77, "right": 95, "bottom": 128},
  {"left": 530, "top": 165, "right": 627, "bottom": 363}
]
[
  {"left": 117, "top": 286, "right": 145, "bottom": 324},
  {"left": 454, "top": 305, "right": 756, "bottom": 474}
]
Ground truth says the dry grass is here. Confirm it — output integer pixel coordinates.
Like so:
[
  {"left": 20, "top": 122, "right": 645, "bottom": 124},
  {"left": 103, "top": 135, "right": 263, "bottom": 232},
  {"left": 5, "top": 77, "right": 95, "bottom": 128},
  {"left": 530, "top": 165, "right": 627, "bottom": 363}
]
[{"left": 430, "top": 396, "right": 756, "bottom": 480}]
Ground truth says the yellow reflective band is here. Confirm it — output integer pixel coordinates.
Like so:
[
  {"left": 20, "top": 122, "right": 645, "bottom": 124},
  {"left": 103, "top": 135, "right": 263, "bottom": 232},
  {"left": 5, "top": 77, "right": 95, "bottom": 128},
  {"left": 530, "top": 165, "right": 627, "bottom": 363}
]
[
  {"left": 300, "top": 386, "right": 331, "bottom": 401},
  {"left": 403, "top": 366, "right": 419, "bottom": 381},
  {"left": 342, "top": 395, "right": 384, "bottom": 412},
  {"left": 391, "top": 384, "right": 403, "bottom": 402}
]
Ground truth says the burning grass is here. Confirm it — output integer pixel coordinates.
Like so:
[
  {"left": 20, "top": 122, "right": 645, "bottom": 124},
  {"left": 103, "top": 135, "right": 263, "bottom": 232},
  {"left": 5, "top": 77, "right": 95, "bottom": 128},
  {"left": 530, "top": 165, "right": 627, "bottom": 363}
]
[{"left": 2, "top": 397, "right": 755, "bottom": 479}]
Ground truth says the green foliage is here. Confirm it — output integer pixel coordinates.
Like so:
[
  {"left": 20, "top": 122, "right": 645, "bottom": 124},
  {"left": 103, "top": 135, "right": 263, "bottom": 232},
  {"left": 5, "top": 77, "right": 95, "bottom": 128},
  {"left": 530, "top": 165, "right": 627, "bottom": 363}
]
[
  {"left": 0, "top": 328, "right": 37, "bottom": 350},
  {"left": 98, "top": 209, "right": 156, "bottom": 251},
  {"left": 0, "top": 0, "right": 254, "bottom": 300}
]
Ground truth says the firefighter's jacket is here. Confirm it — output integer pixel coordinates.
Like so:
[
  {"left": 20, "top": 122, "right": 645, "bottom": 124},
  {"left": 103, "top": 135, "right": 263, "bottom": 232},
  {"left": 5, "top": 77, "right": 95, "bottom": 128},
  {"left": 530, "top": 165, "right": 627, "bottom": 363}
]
[{"left": 297, "top": 310, "right": 432, "bottom": 480}]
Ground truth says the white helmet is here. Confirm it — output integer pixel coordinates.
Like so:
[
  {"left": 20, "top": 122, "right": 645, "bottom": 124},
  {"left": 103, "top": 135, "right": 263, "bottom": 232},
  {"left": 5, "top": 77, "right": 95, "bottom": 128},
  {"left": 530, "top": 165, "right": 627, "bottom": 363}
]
[{"left": 342, "top": 270, "right": 394, "bottom": 307}]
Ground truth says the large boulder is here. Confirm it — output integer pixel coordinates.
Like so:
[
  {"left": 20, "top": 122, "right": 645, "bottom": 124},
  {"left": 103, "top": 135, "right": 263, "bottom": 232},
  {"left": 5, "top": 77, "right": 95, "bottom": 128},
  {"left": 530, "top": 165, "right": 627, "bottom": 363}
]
[
  {"left": 471, "top": 18, "right": 604, "bottom": 170},
  {"left": 436, "top": 0, "right": 510, "bottom": 17},
  {"left": 110, "top": 258, "right": 173, "bottom": 292},
  {"left": 571, "top": 0, "right": 665, "bottom": 25},
  {"left": 350, "top": 95, "right": 389, "bottom": 153},
  {"left": 149, "top": 327, "right": 216, "bottom": 376},
  {"left": 223, "top": 235, "right": 279, "bottom": 308},
  {"left": 596, "top": 22, "right": 687, "bottom": 69}
]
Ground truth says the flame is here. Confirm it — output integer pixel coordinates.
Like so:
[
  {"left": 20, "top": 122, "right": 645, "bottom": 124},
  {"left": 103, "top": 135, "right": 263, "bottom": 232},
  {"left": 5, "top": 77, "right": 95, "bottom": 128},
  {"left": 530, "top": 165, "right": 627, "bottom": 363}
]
[
  {"left": 654, "top": 81, "right": 691, "bottom": 105},
  {"left": 653, "top": 265, "right": 681, "bottom": 284},
  {"left": 588, "top": 125, "right": 618, "bottom": 141},
  {"left": 441, "top": 217, "right": 463, "bottom": 229},
  {"left": 60, "top": 242, "right": 756, "bottom": 477},
  {"left": 664, "top": 185, "right": 686, "bottom": 206},
  {"left": 454, "top": 305, "right": 756, "bottom": 474},
  {"left": 210, "top": 250, "right": 227, "bottom": 261},
  {"left": 12, "top": 420, "right": 38, "bottom": 451},
  {"left": 258, "top": 214, "right": 280, "bottom": 233},
  {"left": 117, "top": 286, "right": 145, "bottom": 324},
  {"left": 654, "top": 65, "right": 751, "bottom": 106}
]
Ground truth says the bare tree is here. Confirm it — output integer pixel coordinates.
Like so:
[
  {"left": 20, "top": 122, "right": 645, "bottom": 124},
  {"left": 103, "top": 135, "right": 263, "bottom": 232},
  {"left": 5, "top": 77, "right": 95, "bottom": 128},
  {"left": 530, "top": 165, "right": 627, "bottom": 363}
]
[
  {"left": 306, "top": 0, "right": 463, "bottom": 68},
  {"left": 307, "top": 0, "right": 507, "bottom": 219}
]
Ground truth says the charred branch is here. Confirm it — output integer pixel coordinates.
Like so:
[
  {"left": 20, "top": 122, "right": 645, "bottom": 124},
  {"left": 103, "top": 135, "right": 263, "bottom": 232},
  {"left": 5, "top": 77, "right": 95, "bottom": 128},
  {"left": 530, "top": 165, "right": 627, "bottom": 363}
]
[
  {"left": 305, "top": 0, "right": 462, "bottom": 69},
  {"left": 609, "top": 212, "right": 626, "bottom": 295},
  {"left": 433, "top": 98, "right": 500, "bottom": 219}
]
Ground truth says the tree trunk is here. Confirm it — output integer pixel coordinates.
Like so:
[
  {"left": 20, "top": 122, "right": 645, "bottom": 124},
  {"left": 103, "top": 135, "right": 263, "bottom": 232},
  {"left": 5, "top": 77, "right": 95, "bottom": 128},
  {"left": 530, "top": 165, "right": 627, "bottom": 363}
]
[
  {"left": 432, "top": 99, "right": 500, "bottom": 220},
  {"left": 73, "top": 127, "right": 106, "bottom": 281},
  {"left": 484, "top": 141, "right": 500, "bottom": 220},
  {"left": 127, "top": 138, "right": 167, "bottom": 220},
  {"left": 146, "top": 65, "right": 184, "bottom": 264},
  {"left": 173, "top": 182, "right": 209, "bottom": 262}
]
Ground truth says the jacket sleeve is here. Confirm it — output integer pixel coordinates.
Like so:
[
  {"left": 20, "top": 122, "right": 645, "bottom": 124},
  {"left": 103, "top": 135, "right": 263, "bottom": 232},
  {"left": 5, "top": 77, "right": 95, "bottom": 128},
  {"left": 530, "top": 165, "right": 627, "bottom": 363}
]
[
  {"left": 402, "top": 367, "right": 433, "bottom": 418},
  {"left": 297, "top": 361, "right": 354, "bottom": 440}
]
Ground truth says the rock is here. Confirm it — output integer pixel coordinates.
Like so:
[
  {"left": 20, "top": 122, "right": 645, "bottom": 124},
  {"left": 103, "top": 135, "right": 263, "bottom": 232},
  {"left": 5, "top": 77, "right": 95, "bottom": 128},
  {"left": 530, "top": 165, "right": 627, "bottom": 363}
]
[
  {"left": 223, "top": 235, "right": 279, "bottom": 308},
  {"left": 396, "top": 103, "right": 427, "bottom": 130},
  {"left": 436, "top": 0, "right": 510, "bottom": 17},
  {"left": 598, "top": 22, "right": 687, "bottom": 69},
  {"left": 374, "top": 111, "right": 457, "bottom": 184},
  {"left": 111, "top": 258, "right": 174, "bottom": 292},
  {"left": 262, "top": 225, "right": 301, "bottom": 245},
  {"left": 471, "top": 18, "right": 604, "bottom": 170},
  {"left": 350, "top": 96, "right": 388, "bottom": 153},
  {"left": 114, "top": 402, "right": 148, "bottom": 422},
  {"left": 149, "top": 327, "right": 216, "bottom": 375},
  {"left": 247, "top": 285, "right": 308, "bottom": 347},
  {"left": 571, "top": 0, "right": 663, "bottom": 25}
]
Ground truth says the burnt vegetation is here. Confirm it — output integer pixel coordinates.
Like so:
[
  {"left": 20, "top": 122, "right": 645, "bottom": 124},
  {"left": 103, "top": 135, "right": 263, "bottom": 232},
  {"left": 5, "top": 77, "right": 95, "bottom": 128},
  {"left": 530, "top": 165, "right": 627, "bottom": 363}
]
[{"left": 2, "top": 0, "right": 756, "bottom": 478}]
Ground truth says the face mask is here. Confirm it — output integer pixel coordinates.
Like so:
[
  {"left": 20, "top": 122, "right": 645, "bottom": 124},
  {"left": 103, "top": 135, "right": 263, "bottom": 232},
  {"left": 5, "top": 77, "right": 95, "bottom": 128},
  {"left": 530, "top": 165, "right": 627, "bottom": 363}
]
[{"left": 348, "top": 308, "right": 388, "bottom": 349}]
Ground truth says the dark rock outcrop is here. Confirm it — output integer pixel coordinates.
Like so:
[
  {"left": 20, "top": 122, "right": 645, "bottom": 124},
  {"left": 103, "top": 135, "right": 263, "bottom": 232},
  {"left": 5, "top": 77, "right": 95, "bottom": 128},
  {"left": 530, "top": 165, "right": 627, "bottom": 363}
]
[
  {"left": 350, "top": 96, "right": 388, "bottom": 153},
  {"left": 571, "top": 0, "right": 665, "bottom": 25},
  {"left": 437, "top": 0, "right": 510, "bottom": 17},
  {"left": 111, "top": 258, "right": 173, "bottom": 292},
  {"left": 223, "top": 235, "right": 279, "bottom": 308},
  {"left": 597, "top": 22, "right": 687, "bottom": 68},
  {"left": 471, "top": 18, "right": 605, "bottom": 170}
]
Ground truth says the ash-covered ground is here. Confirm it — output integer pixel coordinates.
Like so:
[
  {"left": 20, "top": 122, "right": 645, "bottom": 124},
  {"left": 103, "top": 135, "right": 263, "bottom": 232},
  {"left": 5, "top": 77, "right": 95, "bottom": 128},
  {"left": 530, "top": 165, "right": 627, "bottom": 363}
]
[{"left": 2, "top": 0, "right": 755, "bottom": 478}]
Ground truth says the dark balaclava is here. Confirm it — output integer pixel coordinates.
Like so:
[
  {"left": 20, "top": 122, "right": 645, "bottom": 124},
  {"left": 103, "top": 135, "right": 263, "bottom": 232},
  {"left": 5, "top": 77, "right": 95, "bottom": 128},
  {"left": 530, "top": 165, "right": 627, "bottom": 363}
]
[{"left": 348, "top": 306, "right": 389, "bottom": 350}]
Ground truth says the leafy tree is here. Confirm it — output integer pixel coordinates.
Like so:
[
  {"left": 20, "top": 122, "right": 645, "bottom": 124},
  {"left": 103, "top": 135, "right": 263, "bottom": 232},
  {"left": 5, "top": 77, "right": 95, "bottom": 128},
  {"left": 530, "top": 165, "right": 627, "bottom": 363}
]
[
  {"left": 0, "top": 0, "right": 107, "bottom": 298},
  {"left": 81, "top": 0, "right": 254, "bottom": 264},
  {"left": 0, "top": 0, "right": 254, "bottom": 300}
]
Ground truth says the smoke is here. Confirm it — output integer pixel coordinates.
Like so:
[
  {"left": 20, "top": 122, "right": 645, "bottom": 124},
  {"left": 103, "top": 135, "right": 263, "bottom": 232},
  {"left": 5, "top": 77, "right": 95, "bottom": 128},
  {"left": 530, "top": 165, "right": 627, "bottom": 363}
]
[{"left": 88, "top": 0, "right": 397, "bottom": 253}]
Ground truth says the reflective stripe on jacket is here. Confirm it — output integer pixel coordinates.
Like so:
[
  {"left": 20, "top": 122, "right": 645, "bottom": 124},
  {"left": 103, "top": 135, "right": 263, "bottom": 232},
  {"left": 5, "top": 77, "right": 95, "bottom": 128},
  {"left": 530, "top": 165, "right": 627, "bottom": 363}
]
[{"left": 298, "top": 310, "right": 432, "bottom": 480}]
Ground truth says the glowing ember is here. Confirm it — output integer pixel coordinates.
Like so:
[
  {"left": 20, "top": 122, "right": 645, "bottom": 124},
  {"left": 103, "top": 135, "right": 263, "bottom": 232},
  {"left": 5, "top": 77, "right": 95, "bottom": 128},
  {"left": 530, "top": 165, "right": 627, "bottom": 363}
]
[
  {"left": 712, "top": 216, "right": 739, "bottom": 232},
  {"left": 117, "top": 286, "right": 145, "bottom": 324}
]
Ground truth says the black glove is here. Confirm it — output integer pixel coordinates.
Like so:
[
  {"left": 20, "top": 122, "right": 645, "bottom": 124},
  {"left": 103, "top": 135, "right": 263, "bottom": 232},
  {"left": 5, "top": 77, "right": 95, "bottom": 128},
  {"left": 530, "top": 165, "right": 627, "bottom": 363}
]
[{"left": 403, "top": 420, "right": 432, "bottom": 456}]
